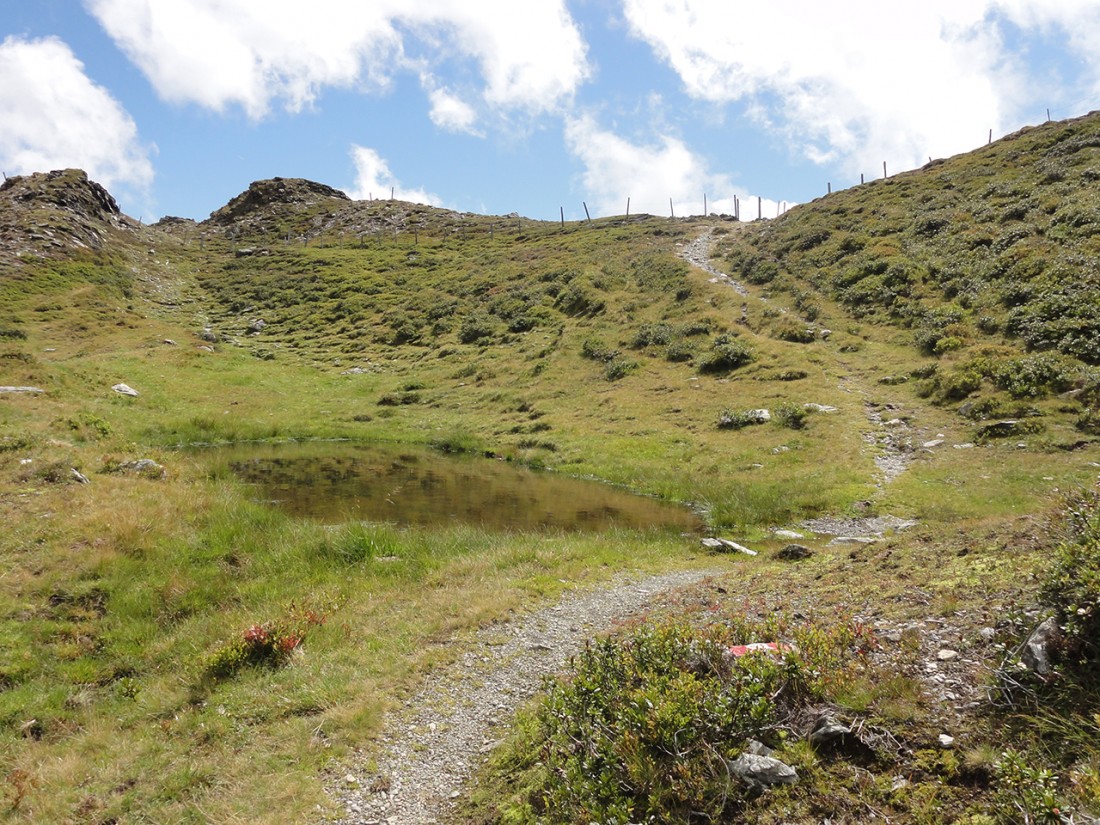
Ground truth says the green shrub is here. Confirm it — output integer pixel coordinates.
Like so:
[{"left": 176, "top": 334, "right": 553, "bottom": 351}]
[
  {"left": 631, "top": 322, "right": 676, "bottom": 349},
  {"left": 508, "top": 615, "right": 862, "bottom": 823},
  {"left": 458, "top": 315, "right": 498, "bottom": 344},
  {"left": 664, "top": 340, "right": 694, "bottom": 363},
  {"left": 699, "top": 334, "right": 755, "bottom": 374},
  {"left": 774, "top": 402, "right": 809, "bottom": 429},
  {"left": 717, "top": 408, "right": 769, "bottom": 430},
  {"left": 581, "top": 338, "right": 620, "bottom": 362},
  {"left": 603, "top": 358, "right": 637, "bottom": 381},
  {"left": 1041, "top": 484, "right": 1100, "bottom": 670}
]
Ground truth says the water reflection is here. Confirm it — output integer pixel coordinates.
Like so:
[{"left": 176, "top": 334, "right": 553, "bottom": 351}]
[{"left": 208, "top": 441, "right": 702, "bottom": 533}]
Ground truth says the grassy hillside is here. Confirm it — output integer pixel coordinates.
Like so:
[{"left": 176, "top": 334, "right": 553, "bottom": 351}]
[{"left": 1, "top": 112, "right": 1099, "bottom": 822}]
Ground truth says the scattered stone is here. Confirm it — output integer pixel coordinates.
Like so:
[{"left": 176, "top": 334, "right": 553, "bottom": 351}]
[
  {"left": 200, "top": 328, "right": 218, "bottom": 343},
  {"left": 1020, "top": 616, "right": 1061, "bottom": 677},
  {"left": 163, "top": 339, "right": 177, "bottom": 345},
  {"left": 0, "top": 386, "right": 45, "bottom": 394},
  {"left": 112, "top": 383, "right": 139, "bottom": 396},
  {"left": 803, "top": 403, "right": 837, "bottom": 413},
  {"left": 938, "top": 734, "right": 955, "bottom": 748},
  {"left": 953, "top": 442, "right": 975, "bottom": 449},
  {"left": 937, "top": 649, "right": 959, "bottom": 661},
  {"left": 248, "top": 318, "right": 266, "bottom": 333},
  {"left": 728, "top": 752, "right": 798, "bottom": 789},
  {"left": 704, "top": 538, "right": 758, "bottom": 556},
  {"left": 71, "top": 468, "right": 90, "bottom": 484},
  {"left": 922, "top": 439, "right": 945, "bottom": 448},
  {"left": 978, "top": 627, "right": 997, "bottom": 643},
  {"left": 119, "top": 459, "right": 166, "bottom": 478},
  {"left": 773, "top": 529, "right": 804, "bottom": 539},
  {"left": 775, "top": 543, "right": 813, "bottom": 561},
  {"left": 197, "top": 345, "right": 215, "bottom": 352},
  {"left": 809, "top": 715, "right": 851, "bottom": 747},
  {"left": 745, "top": 739, "right": 775, "bottom": 757}
]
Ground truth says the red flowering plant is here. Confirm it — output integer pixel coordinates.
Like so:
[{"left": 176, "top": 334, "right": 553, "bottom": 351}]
[{"left": 204, "top": 602, "right": 327, "bottom": 680}]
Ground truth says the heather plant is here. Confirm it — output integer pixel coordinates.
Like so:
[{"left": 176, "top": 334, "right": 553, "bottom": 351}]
[{"left": 500, "top": 615, "right": 863, "bottom": 823}]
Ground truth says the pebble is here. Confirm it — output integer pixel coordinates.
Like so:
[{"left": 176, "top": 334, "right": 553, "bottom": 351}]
[{"left": 937, "top": 649, "right": 959, "bottom": 661}]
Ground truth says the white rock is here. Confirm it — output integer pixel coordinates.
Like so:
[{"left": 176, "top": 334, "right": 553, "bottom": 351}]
[
  {"left": 938, "top": 734, "right": 954, "bottom": 748},
  {"left": 774, "top": 529, "right": 804, "bottom": 539},
  {"left": 112, "top": 383, "right": 139, "bottom": 396}
]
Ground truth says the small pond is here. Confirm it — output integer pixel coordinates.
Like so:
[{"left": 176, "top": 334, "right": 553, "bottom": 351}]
[{"left": 207, "top": 441, "right": 704, "bottom": 533}]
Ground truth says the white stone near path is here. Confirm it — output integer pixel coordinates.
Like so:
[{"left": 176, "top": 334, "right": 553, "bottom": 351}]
[
  {"left": 112, "top": 383, "right": 139, "bottom": 396},
  {"left": 0, "top": 386, "right": 45, "bottom": 394}
]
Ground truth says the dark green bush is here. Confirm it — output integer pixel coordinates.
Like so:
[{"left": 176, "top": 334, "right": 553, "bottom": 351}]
[
  {"left": 509, "top": 616, "right": 862, "bottom": 823},
  {"left": 1041, "top": 484, "right": 1100, "bottom": 670},
  {"left": 581, "top": 338, "right": 620, "bottom": 362},
  {"left": 603, "top": 358, "right": 637, "bottom": 381},
  {"left": 774, "top": 402, "right": 809, "bottom": 429},
  {"left": 699, "top": 334, "right": 755, "bottom": 374}
]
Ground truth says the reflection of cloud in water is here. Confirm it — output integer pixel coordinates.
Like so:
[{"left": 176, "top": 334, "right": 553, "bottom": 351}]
[{"left": 213, "top": 442, "right": 701, "bottom": 533}]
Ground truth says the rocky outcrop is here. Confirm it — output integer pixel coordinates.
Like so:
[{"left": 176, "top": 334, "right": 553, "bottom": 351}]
[
  {"left": 206, "top": 177, "right": 350, "bottom": 226},
  {"left": 0, "top": 169, "right": 127, "bottom": 262}
]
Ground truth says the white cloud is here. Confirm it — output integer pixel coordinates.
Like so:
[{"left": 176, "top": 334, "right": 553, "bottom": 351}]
[
  {"left": 564, "top": 115, "right": 780, "bottom": 218},
  {"left": 621, "top": 0, "right": 1100, "bottom": 178},
  {"left": 426, "top": 85, "right": 480, "bottom": 134},
  {"left": 0, "top": 35, "right": 153, "bottom": 201},
  {"left": 347, "top": 144, "right": 442, "bottom": 206},
  {"left": 85, "top": 0, "right": 589, "bottom": 123}
]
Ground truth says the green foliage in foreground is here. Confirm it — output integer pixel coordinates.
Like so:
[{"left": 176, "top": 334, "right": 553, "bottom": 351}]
[
  {"left": 482, "top": 615, "right": 864, "bottom": 824},
  {"left": 1042, "top": 482, "right": 1100, "bottom": 674}
]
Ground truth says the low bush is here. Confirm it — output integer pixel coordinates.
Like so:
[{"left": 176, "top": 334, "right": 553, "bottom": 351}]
[
  {"left": 699, "top": 334, "right": 755, "bottom": 374},
  {"left": 1040, "top": 483, "right": 1100, "bottom": 671},
  {"left": 496, "top": 615, "right": 865, "bottom": 823},
  {"left": 774, "top": 402, "right": 809, "bottom": 429},
  {"left": 717, "top": 408, "right": 769, "bottom": 430}
]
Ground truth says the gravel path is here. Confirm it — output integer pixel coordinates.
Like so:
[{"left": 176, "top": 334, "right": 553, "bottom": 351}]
[
  {"left": 326, "top": 567, "right": 724, "bottom": 825},
  {"left": 677, "top": 227, "right": 749, "bottom": 296}
]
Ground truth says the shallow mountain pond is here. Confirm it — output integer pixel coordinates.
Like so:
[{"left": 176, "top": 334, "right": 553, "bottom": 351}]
[{"left": 206, "top": 441, "right": 704, "bottom": 533}]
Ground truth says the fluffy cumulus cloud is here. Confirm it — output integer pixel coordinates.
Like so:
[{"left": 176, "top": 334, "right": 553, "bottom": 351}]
[
  {"left": 0, "top": 35, "right": 153, "bottom": 197},
  {"left": 347, "top": 144, "right": 442, "bottom": 206},
  {"left": 84, "top": 0, "right": 589, "bottom": 123},
  {"left": 426, "top": 86, "right": 480, "bottom": 135},
  {"left": 621, "top": 0, "right": 1100, "bottom": 177},
  {"left": 564, "top": 115, "right": 779, "bottom": 219}
]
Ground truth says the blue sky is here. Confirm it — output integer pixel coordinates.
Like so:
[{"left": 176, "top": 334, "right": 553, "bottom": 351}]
[{"left": 2, "top": 1, "right": 1099, "bottom": 222}]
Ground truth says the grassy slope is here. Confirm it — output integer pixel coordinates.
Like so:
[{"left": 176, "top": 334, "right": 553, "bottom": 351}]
[{"left": 1, "top": 111, "right": 1099, "bottom": 821}]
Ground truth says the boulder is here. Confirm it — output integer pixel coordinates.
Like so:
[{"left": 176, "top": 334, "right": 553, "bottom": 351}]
[
  {"left": 727, "top": 752, "right": 798, "bottom": 789},
  {"left": 112, "top": 383, "right": 139, "bottom": 396},
  {"left": 1020, "top": 616, "right": 1062, "bottom": 677},
  {"left": 775, "top": 543, "right": 813, "bottom": 561}
]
